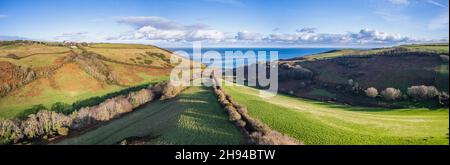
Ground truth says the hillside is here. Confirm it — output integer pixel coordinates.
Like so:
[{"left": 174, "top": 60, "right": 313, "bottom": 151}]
[
  {"left": 0, "top": 41, "right": 173, "bottom": 119},
  {"left": 56, "top": 86, "right": 243, "bottom": 145},
  {"left": 277, "top": 43, "right": 449, "bottom": 108},
  {"left": 222, "top": 84, "right": 449, "bottom": 145}
]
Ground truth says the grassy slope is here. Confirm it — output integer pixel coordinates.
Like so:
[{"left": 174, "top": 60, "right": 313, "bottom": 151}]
[
  {"left": 0, "top": 51, "right": 70, "bottom": 68},
  {"left": 0, "top": 63, "right": 124, "bottom": 118},
  {"left": 57, "top": 86, "right": 243, "bottom": 145},
  {"left": 436, "top": 64, "right": 449, "bottom": 92},
  {"left": 222, "top": 84, "right": 449, "bottom": 145},
  {"left": 304, "top": 43, "right": 448, "bottom": 60},
  {"left": 0, "top": 44, "right": 70, "bottom": 57},
  {"left": 0, "top": 43, "right": 172, "bottom": 119},
  {"left": 84, "top": 45, "right": 171, "bottom": 67}
]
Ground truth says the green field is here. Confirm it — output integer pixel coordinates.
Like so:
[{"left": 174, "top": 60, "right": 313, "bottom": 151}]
[
  {"left": 222, "top": 84, "right": 449, "bottom": 145},
  {"left": 56, "top": 86, "right": 243, "bottom": 145},
  {"left": 436, "top": 64, "right": 449, "bottom": 92},
  {"left": 401, "top": 44, "right": 449, "bottom": 54},
  {"left": 304, "top": 43, "right": 449, "bottom": 60}
]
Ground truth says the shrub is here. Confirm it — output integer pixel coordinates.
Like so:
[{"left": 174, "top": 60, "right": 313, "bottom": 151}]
[
  {"left": 348, "top": 79, "right": 354, "bottom": 86},
  {"left": 144, "top": 60, "right": 153, "bottom": 65},
  {"left": 364, "top": 87, "right": 379, "bottom": 98},
  {"left": 287, "top": 66, "right": 313, "bottom": 80},
  {"left": 381, "top": 88, "right": 402, "bottom": 101},
  {"left": 439, "top": 92, "right": 449, "bottom": 105},
  {"left": 18, "top": 104, "right": 46, "bottom": 119},
  {"left": 0, "top": 119, "right": 23, "bottom": 144},
  {"left": 51, "top": 102, "right": 74, "bottom": 115},
  {"left": 407, "top": 85, "right": 440, "bottom": 100},
  {"left": 71, "top": 96, "right": 133, "bottom": 130},
  {"left": 5, "top": 54, "right": 19, "bottom": 59},
  {"left": 128, "top": 89, "right": 154, "bottom": 108},
  {"left": 440, "top": 55, "right": 449, "bottom": 63},
  {"left": 21, "top": 110, "right": 73, "bottom": 139},
  {"left": 160, "top": 82, "right": 185, "bottom": 100}
]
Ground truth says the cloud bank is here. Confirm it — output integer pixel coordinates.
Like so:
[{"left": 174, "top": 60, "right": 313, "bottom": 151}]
[{"left": 108, "top": 16, "right": 443, "bottom": 46}]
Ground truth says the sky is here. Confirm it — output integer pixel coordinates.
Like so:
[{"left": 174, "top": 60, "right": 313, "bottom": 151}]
[{"left": 0, "top": 0, "right": 448, "bottom": 47}]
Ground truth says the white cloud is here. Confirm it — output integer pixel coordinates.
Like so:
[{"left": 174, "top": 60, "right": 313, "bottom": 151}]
[
  {"left": 266, "top": 28, "right": 413, "bottom": 44},
  {"left": 111, "top": 16, "right": 228, "bottom": 42},
  {"left": 236, "top": 31, "right": 263, "bottom": 40},
  {"left": 61, "top": 32, "right": 88, "bottom": 36},
  {"left": 388, "top": 0, "right": 409, "bottom": 5},
  {"left": 428, "top": 11, "right": 449, "bottom": 30},
  {"left": 296, "top": 28, "right": 316, "bottom": 33},
  {"left": 54, "top": 32, "right": 90, "bottom": 41},
  {"left": 0, "top": 14, "right": 8, "bottom": 19},
  {"left": 425, "top": 0, "right": 448, "bottom": 8},
  {"left": 115, "top": 16, "right": 181, "bottom": 29},
  {"left": 111, "top": 16, "right": 430, "bottom": 46}
]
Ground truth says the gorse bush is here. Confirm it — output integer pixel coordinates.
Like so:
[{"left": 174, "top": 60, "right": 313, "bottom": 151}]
[
  {"left": 18, "top": 104, "right": 46, "bottom": 120},
  {"left": 51, "top": 102, "right": 74, "bottom": 115},
  {"left": 381, "top": 88, "right": 402, "bottom": 101}
]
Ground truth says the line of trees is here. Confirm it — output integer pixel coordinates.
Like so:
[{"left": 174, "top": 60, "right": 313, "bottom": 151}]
[
  {"left": 0, "top": 82, "right": 184, "bottom": 144},
  {"left": 212, "top": 77, "right": 300, "bottom": 145},
  {"left": 363, "top": 85, "right": 448, "bottom": 105}
]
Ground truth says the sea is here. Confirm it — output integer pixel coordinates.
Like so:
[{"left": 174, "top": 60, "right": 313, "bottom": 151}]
[{"left": 165, "top": 47, "right": 337, "bottom": 68}]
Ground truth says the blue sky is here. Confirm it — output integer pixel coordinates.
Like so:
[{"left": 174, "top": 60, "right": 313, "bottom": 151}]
[{"left": 0, "top": 0, "right": 448, "bottom": 47}]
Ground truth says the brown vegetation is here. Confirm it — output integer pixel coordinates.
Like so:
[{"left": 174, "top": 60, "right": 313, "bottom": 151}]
[
  {"left": 406, "top": 85, "right": 440, "bottom": 100},
  {"left": 212, "top": 77, "right": 300, "bottom": 145},
  {"left": 159, "top": 82, "right": 186, "bottom": 100},
  {"left": 364, "top": 87, "right": 379, "bottom": 98},
  {"left": 0, "top": 61, "right": 36, "bottom": 97},
  {"left": 0, "top": 82, "right": 181, "bottom": 144},
  {"left": 381, "top": 88, "right": 402, "bottom": 101},
  {"left": 73, "top": 52, "right": 118, "bottom": 85}
]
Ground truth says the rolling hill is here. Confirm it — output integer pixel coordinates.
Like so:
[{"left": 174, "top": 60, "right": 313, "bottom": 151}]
[
  {"left": 222, "top": 84, "right": 449, "bottom": 145},
  {"left": 0, "top": 41, "right": 172, "bottom": 119},
  {"left": 277, "top": 43, "right": 449, "bottom": 108},
  {"left": 56, "top": 86, "right": 243, "bottom": 145},
  {"left": 1, "top": 41, "right": 448, "bottom": 145}
]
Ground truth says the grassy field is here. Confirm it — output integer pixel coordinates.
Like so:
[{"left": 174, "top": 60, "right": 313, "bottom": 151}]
[
  {"left": 0, "top": 51, "right": 71, "bottom": 68},
  {"left": 222, "top": 84, "right": 449, "bottom": 145},
  {"left": 0, "top": 63, "right": 124, "bottom": 118},
  {"left": 84, "top": 46, "right": 172, "bottom": 67},
  {"left": 304, "top": 43, "right": 449, "bottom": 60},
  {"left": 304, "top": 48, "right": 392, "bottom": 60},
  {"left": 57, "top": 86, "right": 243, "bottom": 145},
  {"left": 401, "top": 44, "right": 449, "bottom": 54},
  {"left": 0, "top": 44, "right": 70, "bottom": 58},
  {"left": 436, "top": 64, "right": 449, "bottom": 92},
  {"left": 0, "top": 43, "right": 173, "bottom": 119}
]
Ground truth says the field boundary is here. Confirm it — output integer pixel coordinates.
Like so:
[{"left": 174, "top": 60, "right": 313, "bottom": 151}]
[{"left": 211, "top": 77, "right": 301, "bottom": 145}]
